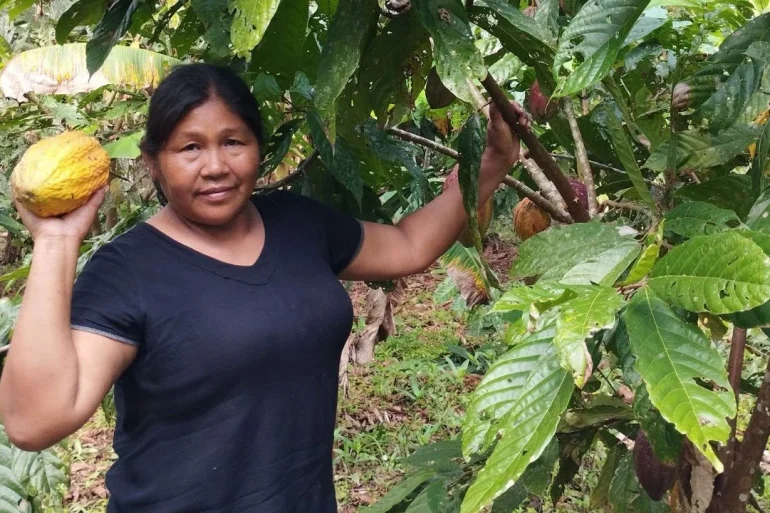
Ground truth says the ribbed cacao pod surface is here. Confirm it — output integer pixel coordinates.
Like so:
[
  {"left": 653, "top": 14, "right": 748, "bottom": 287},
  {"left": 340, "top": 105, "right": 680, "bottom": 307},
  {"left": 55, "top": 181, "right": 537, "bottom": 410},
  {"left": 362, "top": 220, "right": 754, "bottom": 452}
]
[
  {"left": 568, "top": 178, "right": 589, "bottom": 211},
  {"left": 633, "top": 430, "right": 677, "bottom": 501},
  {"left": 513, "top": 198, "right": 551, "bottom": 241},
  {"left": 443, "top": 169, "right": 494, "bottom": 247},
  {"left": 525, "top": 81, "right": 558, "bottom": 124},
  {"left": 11, "top": 131, "right": 110, "bottom": 218}
]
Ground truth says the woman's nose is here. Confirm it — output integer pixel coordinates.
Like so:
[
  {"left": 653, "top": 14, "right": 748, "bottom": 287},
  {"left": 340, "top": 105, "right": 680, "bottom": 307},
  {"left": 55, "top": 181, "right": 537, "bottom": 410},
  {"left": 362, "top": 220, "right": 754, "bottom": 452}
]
[{"left": 200, "top": 149, "right": 228, "bottom": 177}]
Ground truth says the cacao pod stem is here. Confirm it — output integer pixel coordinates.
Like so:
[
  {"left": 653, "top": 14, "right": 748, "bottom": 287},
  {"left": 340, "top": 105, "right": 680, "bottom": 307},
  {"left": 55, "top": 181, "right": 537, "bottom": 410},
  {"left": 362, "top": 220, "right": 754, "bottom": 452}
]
[{"left": 481, "top": 74, "right": 590, "bottom": 223}]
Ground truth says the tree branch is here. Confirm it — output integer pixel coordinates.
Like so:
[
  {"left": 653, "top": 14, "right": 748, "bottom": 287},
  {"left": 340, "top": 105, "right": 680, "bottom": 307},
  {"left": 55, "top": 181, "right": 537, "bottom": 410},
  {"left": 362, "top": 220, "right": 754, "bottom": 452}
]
[
  {"left": 721, "top": 328, "right": 748, "bottom": 479},
  {"left": 547, "top": 153, "right": 629, "bottom": 177},
  {"left": 714, "top": 354, "right": 770, "bottom": 513},
  {"left": 520, "top": 157, "right": 570, "bottom": 218},
  {"left": 601, "top": 199, "right": 656, "bottom": 221},
  {"left": 148, "top": 0, "right": 185, "bottom": 45},
  {"left": 256, "top": 150, "right": 320, "bottom": 191},
  {"left": 481, "top": 74, "right": 590, "bottom": 222},
  {"left": 503, "top": 176, "right": 572, "bottom": 224},
  {"left": 386, "top": 127, "right": 460, "bottom": 159},
  {"left": 563, "top": 99, "right": 598, "bottom": 216}
]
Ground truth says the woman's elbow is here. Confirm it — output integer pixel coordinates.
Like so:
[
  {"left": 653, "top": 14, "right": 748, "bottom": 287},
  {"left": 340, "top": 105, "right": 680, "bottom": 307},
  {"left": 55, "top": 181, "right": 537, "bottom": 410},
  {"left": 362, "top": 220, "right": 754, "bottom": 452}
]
[{"left": 3, "top": 421, "right": 57, "bottom": 452}]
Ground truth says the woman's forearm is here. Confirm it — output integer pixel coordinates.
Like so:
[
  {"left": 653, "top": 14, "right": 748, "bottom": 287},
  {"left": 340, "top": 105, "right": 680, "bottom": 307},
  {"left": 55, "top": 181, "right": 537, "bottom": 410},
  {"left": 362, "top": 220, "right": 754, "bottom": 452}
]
[
  {"left": 393, "top": 151, "right": 511, "bottom": 270},
  {"left": 0, "top": 236, "right": 82, "bottom": 446}
]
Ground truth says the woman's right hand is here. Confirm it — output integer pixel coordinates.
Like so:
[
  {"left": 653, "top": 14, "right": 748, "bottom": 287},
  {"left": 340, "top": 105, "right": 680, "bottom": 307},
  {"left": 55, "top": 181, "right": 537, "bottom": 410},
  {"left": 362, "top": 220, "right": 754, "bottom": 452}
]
[{"left": 14, "top": 187, "right": 107, "bottom": 243}]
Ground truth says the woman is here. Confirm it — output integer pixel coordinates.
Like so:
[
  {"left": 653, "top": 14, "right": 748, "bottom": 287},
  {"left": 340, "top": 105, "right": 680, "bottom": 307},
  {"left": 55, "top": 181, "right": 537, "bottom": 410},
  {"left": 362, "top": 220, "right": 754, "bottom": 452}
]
[{"left": 0, "top": 63, "right": 528, "bottom": 512}]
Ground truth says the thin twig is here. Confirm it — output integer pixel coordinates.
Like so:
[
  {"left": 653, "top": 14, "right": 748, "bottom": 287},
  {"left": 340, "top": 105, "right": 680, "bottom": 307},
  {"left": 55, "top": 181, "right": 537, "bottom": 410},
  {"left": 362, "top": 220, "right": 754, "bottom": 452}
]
[
  {"left": 548, "top": 154, "right": 629, "bottom": 177},
  {"left": 520, "top": 157, "right": 570, "bottom": 219},
  {"left": 563, "top": 99, "right": 598, "bottom": 216},
  {"left": 750, "top": 494, "right": 766, "bottom": 513},
  {"left": 256, "top": 150, "right": 320, "bottom": 191},
  {"left": 503, "top": 176, "right": 572, "bottom": 224},
  {"left": 386, "top": 127, "right": 459, "bottom": 159},
  {"left": 148, "top": 0, "right": 185, "bottom": 45},
  {"left": 602, "top": 199, "right": 656, "bottom": 220}
]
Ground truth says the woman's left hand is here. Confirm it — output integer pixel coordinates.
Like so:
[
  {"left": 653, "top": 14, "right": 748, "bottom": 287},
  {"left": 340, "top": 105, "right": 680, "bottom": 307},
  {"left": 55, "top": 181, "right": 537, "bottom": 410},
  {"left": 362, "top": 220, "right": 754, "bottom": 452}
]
[{"left": 483, "top": 100, "right": 531, "bottom": 169}]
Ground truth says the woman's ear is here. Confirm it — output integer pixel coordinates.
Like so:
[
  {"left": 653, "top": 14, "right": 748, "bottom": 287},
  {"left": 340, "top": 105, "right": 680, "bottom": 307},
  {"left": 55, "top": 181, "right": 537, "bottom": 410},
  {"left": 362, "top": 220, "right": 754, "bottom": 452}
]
[{"left": 141, "top": 151, "right": 159, "bottom": 180}]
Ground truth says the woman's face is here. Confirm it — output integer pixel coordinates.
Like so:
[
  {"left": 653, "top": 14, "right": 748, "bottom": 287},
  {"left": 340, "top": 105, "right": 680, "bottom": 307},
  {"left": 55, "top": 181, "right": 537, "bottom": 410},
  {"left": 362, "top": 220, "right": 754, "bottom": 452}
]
[{"left": 151, "top": 97, "right": 261, "bottom": 227}]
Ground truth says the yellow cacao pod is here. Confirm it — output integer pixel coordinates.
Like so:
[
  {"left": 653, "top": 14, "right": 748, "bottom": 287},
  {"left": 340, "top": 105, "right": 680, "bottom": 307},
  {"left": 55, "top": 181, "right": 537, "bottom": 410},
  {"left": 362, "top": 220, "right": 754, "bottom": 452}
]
[
  {"left": 11, "top": 131, "right": 110, "bottom": 218},
  {"left": 513, "top": 198, "right": 551, "bottom": 241}
]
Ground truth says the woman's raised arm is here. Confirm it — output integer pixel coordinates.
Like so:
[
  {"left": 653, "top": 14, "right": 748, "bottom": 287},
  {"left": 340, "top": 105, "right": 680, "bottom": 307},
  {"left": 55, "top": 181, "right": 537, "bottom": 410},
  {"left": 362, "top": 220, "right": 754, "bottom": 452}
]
[
  {"left": 0, "top": 190, "right": 136, "bottom": 451},
  {"left": 339, "top": 101, "right": 529, "bottom": 282}
]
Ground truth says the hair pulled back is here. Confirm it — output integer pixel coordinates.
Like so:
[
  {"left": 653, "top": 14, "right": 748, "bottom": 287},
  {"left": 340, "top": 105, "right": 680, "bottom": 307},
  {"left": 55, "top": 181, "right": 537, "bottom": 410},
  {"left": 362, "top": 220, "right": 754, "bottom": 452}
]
[{"left": 140, "top": 63, "right": 265, "bottom": 205}]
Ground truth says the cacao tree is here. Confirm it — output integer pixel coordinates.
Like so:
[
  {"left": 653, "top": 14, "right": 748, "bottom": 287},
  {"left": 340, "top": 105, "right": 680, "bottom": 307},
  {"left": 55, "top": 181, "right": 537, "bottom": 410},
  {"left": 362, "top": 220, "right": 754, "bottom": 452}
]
[{"left": 2, "top": 0, "right": 770, "bottom": 511}]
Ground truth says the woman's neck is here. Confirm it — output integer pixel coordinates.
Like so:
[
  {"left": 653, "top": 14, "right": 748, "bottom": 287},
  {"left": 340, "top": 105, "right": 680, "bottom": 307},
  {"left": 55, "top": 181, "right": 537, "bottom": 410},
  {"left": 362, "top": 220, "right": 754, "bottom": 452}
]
[{"left": 153, "top": 202, "right": 259, "bottom": 245}]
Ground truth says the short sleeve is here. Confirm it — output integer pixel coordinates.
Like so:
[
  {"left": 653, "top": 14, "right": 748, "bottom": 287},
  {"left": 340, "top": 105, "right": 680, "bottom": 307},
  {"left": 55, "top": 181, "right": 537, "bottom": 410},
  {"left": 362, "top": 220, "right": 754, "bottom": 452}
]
[
  {"left": 70, "top": 242, "right": 143, "bottom": 346},
  {"left": 288, "top": 192, "right": 364, "bottom": 274}
]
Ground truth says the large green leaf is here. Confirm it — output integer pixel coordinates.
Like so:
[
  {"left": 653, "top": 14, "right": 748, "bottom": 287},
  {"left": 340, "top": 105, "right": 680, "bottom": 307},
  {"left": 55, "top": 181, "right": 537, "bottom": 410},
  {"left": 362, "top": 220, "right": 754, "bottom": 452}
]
[
  {"left": 0, "top": 437, "right": 25, "bottom": 513},
  {"left": 490, "top": 439, "right": 559, "bottom": 513},
  {"left": 462, "top": 327, "right": 557, "bottom": 456},
  {"left": 601, "top": 107, "right": 655, "bottom": 209},
  {"left": 359, "top": 120, "right": 431, "bottom": 203},
  {"left": 621, "top": 244, "right": 660, "bottom": 285},
  {"left": 747, "top": 186, "right": 770, "bottom": 232},
  {"left": 414, "top": 0, "right": 486, "bottom": 104},
  {"left": 438, "top": 243, "right": 496, "bottom": 303},
  {"left": 55, "top": 0, "right": 104, "bottom": 44},
  {"left": 460, "top": 338, "right": 573, "bottom": 513},
  {"left": 259, "top": 119, "right": 304, "bottom": 178},
  {"left": 229, "top": 0, "right": 282, "bottom": 56},
  {"left": 726, "top": 231, "right": 770, "bottom": 328},
  {"left": 0, "top": 44, "right": 181, "bottom": 101},
  {"left": 361, "top": 470, "right": 436, "bottom": 513},
  {"left": 697, "top": 56, "right": 766, "bottom": 133},
  {"left": 554, "top": 285, "right": 624, "bottom": 387},
  {"left": 458, "top": 114, "right": 484, "bottom": 252},
  {"left": 314, "top": 0, "right": 378, "bottom": 143},
  {"left": 552, "top": 0, "right": 651, "bottom": 96},
  {"left": 103, "top": 131, "right": 144, "bottom": 159},
  {"left": 648, "top": 231, "right": 770, "bottom": 314},
  {"left": 623, "top": 289, "right": 736, "bottom": 472},
  {"left": 663, "top": 201, "right": 742, "bottom": 239},
  {"left": 85, "top": 0, "right": 141, "bottom": 75},
  {"left": 191, "top": 0, "right": 232, "bottom": 58},
  {"left": 490, "top": 281, "right": 571, "bottom": 315},
  {"left": 359, "top": 13, "right": 430, "bottom": 122},
  {"left": 12, "top": 450, "right": 67, "bottom": 499},
  {"left": 308, "top": 113, "right": 364, "bottom": 204},
  {"left": 511, "top": 222, "right": 640, "bottom": 284},
  {"left": 686, "top": 13, "right": 770, "bottom": 109},
  {"left": 633, "top": 385, "right": 684, "bottom": 465},
  {"left": 752, "top": 120, "right": 770, "bottom": 196},
  {"left": 0, "top": 213, "right": 25, "bottom": 237},
  {"left": 170, "top": 8, "right": 205, "bottom": 57},
  {"left": 643, "top": 125, "right": 761, "bottom": 173},
  {"left": 250, "top": 0, "right": 309, "bottom": 86},
  {"left": 469, "top": 0, "right": 554, "bottom": 91},
  {"left": 675, "top": 175, "right": 755, "bottom": 220},
  {"left": 590, "top": 445, "right": 621, "bottom": 509}
]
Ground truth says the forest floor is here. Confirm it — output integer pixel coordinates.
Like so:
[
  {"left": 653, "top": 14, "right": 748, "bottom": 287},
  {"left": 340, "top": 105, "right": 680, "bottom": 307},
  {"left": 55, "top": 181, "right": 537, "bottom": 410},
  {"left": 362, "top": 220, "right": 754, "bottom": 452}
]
[{"left": 54, "top": 218, "right": 770, "bottom": 513}]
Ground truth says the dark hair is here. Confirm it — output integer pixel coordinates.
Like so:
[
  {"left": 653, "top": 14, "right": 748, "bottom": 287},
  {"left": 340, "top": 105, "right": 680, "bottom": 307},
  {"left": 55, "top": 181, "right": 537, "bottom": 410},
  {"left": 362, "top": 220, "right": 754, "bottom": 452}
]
[{"left": 140, "top": 63, "right": 265, "bottom": 205}]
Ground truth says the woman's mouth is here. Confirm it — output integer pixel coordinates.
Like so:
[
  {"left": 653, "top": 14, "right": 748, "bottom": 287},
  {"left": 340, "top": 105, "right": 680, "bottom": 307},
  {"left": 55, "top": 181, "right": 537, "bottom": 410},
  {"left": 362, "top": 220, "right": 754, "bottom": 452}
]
[{"left": 199, "top": 186, "right": 234, "bottom": 201}]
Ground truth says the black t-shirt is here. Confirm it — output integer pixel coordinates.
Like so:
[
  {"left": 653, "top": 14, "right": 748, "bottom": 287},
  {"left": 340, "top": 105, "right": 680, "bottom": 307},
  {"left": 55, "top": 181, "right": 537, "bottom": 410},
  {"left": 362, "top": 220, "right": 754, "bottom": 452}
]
[{"left": 70, "top": 191, "right": 363, "bottom": 513}]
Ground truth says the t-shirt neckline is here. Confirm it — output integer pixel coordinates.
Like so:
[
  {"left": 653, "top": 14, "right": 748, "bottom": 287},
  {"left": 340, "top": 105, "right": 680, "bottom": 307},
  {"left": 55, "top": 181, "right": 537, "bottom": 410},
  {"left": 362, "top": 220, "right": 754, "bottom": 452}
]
[{"left": 133, "top": 196, "right": 279, "bottom": 285}]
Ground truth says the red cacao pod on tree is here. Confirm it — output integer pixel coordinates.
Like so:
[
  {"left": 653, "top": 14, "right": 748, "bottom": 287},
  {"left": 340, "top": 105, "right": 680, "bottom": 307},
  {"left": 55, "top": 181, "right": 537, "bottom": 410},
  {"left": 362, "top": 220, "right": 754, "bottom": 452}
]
[
  {"left": 525, "top": 81, "right": 558, "bottom": 124},
  {"left": 568, "top": 178, "right": 588, "bottom": 211},
  {"left": 633, "top": 430, "right": 677, "bottom": 501}
]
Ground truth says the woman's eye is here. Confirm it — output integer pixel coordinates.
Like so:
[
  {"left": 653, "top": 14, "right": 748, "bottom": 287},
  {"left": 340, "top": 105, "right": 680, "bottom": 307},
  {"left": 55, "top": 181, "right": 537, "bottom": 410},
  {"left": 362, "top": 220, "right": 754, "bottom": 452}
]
[
  {"left": 182, "top": 143, "right": 200, "bottom": 152},
  {"left": 225, "top": 139, "right": 242, "bottom": 146}
]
